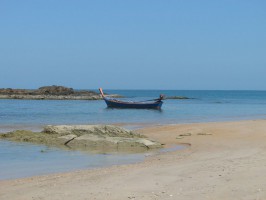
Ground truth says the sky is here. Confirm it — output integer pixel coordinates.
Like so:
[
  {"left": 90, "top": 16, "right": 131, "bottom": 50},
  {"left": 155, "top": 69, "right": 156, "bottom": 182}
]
[{"left": 0, "top": 0, "right": 265, "bottom": 90}]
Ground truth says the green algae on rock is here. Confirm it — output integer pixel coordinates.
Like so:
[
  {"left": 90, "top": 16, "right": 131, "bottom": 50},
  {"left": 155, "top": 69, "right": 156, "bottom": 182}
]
[{"left": 0, "top": 125, "right": 162, "bottom": 153}]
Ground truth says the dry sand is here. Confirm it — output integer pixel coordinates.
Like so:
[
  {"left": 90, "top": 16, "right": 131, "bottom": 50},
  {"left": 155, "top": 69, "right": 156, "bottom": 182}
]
[{"left": 1, "top": 120, "right": 266, "bottom": 200}]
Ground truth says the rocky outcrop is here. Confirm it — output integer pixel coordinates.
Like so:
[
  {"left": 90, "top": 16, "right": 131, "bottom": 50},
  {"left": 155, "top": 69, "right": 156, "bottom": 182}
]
[
  {"left": 0, "top": 125, "right": 162, "bottom": 153},
  {"left": 43, "top": 125, "right": 143, "bottom": 137},
  {"left": 0, "top": 85, "right": 122, "bottom": 100},
  {"left": 165, "top": 96, "right": 191, "bottom": 100},
  {"left": 38, "top": 86, "right": 75, "bottom": 95}
]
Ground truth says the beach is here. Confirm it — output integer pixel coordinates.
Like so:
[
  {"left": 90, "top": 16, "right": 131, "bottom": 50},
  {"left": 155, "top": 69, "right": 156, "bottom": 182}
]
[
  {"left": 1, "top": 0, "right": 265, "bottom": 198},
  {"left": 1, "top": 119, "right": 266, "bottom": 199}
]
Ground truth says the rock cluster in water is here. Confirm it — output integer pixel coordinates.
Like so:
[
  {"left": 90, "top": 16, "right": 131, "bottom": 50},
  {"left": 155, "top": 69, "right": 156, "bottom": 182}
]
[
  {"left": 164, "top": 96, "right": 191, "bottom": 100},
  {"left": 0, "top": 85, "right": 122, "bottom": 100},
  {"left": 0, "top": 125, "right": 162, "bottom": 153}
]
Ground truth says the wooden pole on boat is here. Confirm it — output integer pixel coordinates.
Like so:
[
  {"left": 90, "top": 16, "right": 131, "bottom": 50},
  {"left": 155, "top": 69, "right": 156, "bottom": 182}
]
[{"left": 99, "top": 88, "right": 105, "bottom": 98}]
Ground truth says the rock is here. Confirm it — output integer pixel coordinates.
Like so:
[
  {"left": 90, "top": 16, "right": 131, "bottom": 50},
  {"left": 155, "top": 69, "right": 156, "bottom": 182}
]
[
  {"left": 0, "top": 130, "right": 60, "bottom": 145},
  {"left": 67, "top": 135, "right": 161, "bottom": 151},
  {"left": 0, "top": 88, "right": 33, "bottom": 95},
  {"left": 0, "top": 85, "right": 123, "bottom": 100},
  {"left": 165, "top": 96, "right": 191, "bottom": 100},
  {"left": 58, "top": 134, "right": 78, "bottom": 145},
  {"left": 43, "top": 125, "right": 141, "bottom": 138},
  {"left": 37, "top": 86, "right": 74, "bottom": 95},
  {"left": 0, "top": 125, "right": 161, "bottom": 153},
  {"left": 179, "top": 133, "right": 192, "bottom": 136}
]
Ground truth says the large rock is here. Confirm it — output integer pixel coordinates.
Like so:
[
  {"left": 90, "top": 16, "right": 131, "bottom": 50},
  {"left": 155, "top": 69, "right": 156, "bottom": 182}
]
[
  {"left": 0, "top": 125, "right": 162, "bottom": 153},
  {"left": 0, "top": 85, "right": 122, "bottom": 100},
  {"left": 44, "top": 125, "right": 161, "bottom": 151},
  {"left": 37, "top": 86, "right": 74, "bottom": 95},
  {"left": 60, "top": 134, "right": 161, "bottom": 151},
  {"left": 43, "top": 125, "right": 139, "bottom": 137}
]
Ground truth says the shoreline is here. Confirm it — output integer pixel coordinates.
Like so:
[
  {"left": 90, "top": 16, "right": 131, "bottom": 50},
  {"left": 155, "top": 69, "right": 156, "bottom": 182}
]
[
  {"left": 1, "top": 119, "right": 266, "bottom": 199},
  {"left": 1, "top": 117, "right": 265, "bottom": 134}
]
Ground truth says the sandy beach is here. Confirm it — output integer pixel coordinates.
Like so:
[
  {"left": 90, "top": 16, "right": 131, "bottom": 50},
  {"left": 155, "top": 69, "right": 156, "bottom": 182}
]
[{"left": 1, "top": 119, "right": 266, "bottom": 200}]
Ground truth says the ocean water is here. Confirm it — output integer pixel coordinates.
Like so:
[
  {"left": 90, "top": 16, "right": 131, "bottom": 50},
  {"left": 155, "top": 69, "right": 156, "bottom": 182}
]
[
  {"left": 1, "top": 90, "right": 266, "bottom": 179},
  {"left": 1, "top": 90, "right": 266, "bottom": 130}
]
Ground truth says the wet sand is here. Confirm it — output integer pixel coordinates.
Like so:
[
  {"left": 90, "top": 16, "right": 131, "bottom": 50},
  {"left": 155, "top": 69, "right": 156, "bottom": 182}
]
[{"left": 1, "top": 120, "right": 266, "bottom": 199}]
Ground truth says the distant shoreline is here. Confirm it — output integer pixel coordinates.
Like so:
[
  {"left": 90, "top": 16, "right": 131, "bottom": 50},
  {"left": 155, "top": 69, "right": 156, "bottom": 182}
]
[
  {"left": 0, "top": 94, "right": 112, "bottom": 100},
  {"left": 0, "top": 85, "right": 122, "bottom": 100}
]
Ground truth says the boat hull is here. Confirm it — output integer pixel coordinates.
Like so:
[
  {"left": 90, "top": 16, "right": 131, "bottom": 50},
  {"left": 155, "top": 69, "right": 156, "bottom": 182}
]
[{"left": 104, "top": 99, "right": 163, "bottom": 109}]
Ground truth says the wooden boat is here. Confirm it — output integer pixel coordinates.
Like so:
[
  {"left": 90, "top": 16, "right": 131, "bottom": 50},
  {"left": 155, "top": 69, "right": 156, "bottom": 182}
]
[{"left": 99, "top": 88, "right": 163, "bottom": 109}]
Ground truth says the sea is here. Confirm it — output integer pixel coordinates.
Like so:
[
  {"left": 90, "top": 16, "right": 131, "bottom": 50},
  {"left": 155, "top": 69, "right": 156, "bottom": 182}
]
[{"left": 1, "top": 90, "right": 266, "bottom": 180}]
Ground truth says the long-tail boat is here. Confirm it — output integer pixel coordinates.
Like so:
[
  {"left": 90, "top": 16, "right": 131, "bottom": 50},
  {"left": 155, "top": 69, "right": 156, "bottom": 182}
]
[{"left": 99, "top": 88, "right": 163, "bottom": 109}]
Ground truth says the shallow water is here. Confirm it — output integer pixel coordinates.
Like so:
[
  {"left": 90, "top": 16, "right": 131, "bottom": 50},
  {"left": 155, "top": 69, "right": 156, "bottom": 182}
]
[
  {"left": 0, "top": 140, "right": 147, "bottom": 180},
  {"left": 0, "top": 140, "right": 186, "bottom": 180}
]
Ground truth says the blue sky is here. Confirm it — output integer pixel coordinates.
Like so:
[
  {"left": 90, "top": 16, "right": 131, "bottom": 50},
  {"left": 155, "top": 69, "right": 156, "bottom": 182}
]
[{"left": 0, "top": 0, "right": 265, "bottom": 90}]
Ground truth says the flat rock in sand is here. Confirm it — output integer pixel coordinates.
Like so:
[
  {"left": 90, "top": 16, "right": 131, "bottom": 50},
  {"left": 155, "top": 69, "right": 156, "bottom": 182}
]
[{"left": 0, "top": 125, "right": 162, "bottom": 153}]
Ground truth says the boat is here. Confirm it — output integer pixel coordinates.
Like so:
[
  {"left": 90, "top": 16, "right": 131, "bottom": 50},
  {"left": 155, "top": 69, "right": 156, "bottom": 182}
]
[{"left": 99, "top": 88, "right": 163, "bottom": 109}]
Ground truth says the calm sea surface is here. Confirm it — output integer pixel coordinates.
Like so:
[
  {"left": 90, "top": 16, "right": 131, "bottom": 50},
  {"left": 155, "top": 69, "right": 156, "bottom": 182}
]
[
  {"left": 1, "top": 90, "right": 266, "bottom": 179},
  {"left": 1, "top": 90, "right": 266, "bottom": 130}
]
